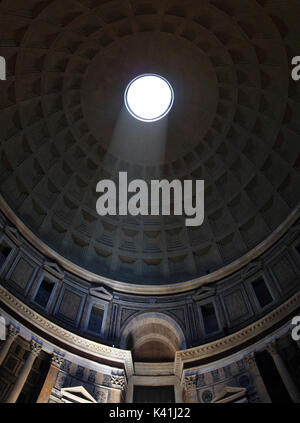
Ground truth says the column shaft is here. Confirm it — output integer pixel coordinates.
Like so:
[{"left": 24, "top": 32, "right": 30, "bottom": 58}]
[
  {"left": 270, "top": 350, "right": 300, "bottom": 403},
  {"left": 6, "top": 340, "right": 42, "bottom": 403},
  {"left": 0, "top": 326, "right": 19, "bottom": 366},
  {"left": 6, "top": 352, "right": 36, "bottom": 403},
  {"left": 244, "top": 353, "right": 271, "bottom": 403},
  {"left": 0, "top": 337, "right": 14, "bottom": 366}
]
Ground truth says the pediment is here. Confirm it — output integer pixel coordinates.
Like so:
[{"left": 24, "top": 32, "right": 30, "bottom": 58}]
[
  {"left": 61, "top": 386, "right": 97, "bottom": 403},
  {"left": 212, "top": 386, "right": 247, "bottom": 403},
  {"left": 240, "top": 260, "right": 262, "bottom": 279},
  {"left": 193, "top": 285, "right": 216, "bottom": 301},
  {"left": 4, "top": 226, "right": 22, "bottom": 246},
  {"left": 43, "top": 261, "right": 64, "bottom": 279},
  {"left": 89, "top": 286, "right": 113, "bottom": 301}
]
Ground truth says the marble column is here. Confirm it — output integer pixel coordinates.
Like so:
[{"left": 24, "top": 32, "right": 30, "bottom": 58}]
[
  {"left": 266, "top": 341, "right": 300, "bottom": 403},
  {"left": 6, "top": 340, "right": 42, "bottom": 403},
  {"left": 244, "top": 352, "right": 271, "bottom": 403},
  {"left": 0, "top": 325, "right": 19, "bottom": 366},
  {"left": 36, "top": 353, "right": 64, "bottom": 403}
]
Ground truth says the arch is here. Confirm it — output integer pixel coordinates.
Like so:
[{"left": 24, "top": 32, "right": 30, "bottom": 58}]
[{"left": 119, "top": 312, "right": 186, "bottom": 361}]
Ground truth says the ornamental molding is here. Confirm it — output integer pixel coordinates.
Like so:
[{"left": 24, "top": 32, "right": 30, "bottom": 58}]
[
  {"left": 1, "top": 196, "right": 299, "bottom": 295},
  {"left": 0, "top": 285, "right": 134, "bottom": 377},
  {"left": 175, "top": 291, "right": 300, "bottom": 378}
]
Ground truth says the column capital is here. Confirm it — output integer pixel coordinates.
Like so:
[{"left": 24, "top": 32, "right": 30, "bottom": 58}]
[
  {"left": 265, "top": 340, "right": 278, "bottom": 356},
  {"left": 30, "top": 340, "right": 42, "bottom": 357},
  {"left": 51, "top": 353, "right": 64, "bottom": 369},
  {"left": 184, "top": 374, "right": 197, "bottom": 391},
  {"left": 244, "top": 352, "right": 257, "bottom": 370},
  {"left": 8, "top": 325, "right": 19, "bottom": 340},
  {"left": 111, "top": 375, "right": 126, "bottom": 390}
]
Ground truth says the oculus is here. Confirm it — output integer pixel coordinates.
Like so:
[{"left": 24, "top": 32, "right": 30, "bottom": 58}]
[{"left": 124, "top": 74, "right": 174, "bottom": 122}]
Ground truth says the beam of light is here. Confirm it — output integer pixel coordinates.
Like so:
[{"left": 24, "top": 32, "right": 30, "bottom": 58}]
[
  {"left": 106, "top": 105, "right": 169, "bottom": 174},
  {"left": 124, "top": 74, "right": 174, "bottom": 123}
]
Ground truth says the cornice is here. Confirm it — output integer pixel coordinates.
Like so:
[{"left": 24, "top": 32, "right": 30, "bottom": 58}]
[
  {"left": 0, "top": 195, "right": 299, "bottom": 295},
  {"left": 174, "top": 291, "right": 300, "bottom": 377},
  {"left": 0, "top": 285, "right": 134, "bottom": 376}
]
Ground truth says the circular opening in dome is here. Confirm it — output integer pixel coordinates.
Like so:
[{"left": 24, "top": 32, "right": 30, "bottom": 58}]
[{"left": 124, "top": 74, "right": 174, "bottom": 122}]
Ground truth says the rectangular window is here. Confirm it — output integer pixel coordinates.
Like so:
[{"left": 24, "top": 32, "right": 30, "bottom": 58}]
[
  {"left": 201, "top": 302, "right": 219, "bottom": 335},
  {"left": 88, "top": 306, "right": 104, "bottom": 334},
  {"left": 252, "top": 278, "right": 273, "bottom": 308},
  {"left": 0, "top": 241, "right": 12, "bottom": 269},
  {"left": 34, "top": 279, "right": 54, "bottom": 308}
]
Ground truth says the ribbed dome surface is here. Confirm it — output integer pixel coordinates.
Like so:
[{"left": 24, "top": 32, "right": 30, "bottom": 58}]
[{"left": 0, "top": 0, "right": 299, "bottom": 284}]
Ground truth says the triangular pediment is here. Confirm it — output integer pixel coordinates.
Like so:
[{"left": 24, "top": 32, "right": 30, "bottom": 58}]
[
  {"left": 193, "top": 285, "right": 216, "bottom": 301},
  {"left": 89, "top": 286, "right": 113, "bottom": 301},
  {"left": 43, "top": 261, "right": 64, "bottom": 279},
  {"left": 241, "top": 260, "right": 262, "bottom": 279},
  {"left": 61, "top": 386, "right": 97, "bottom": 403},
  {"left": 4, "top": 226, "right": 22, "bottom": 246},
  {"left": 212, "top": 386, "right": 247, "bottom": 403}
]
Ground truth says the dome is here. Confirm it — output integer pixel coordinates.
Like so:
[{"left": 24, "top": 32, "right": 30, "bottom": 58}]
[
  {"left": 0, "top": 0, "right": 300, "bottom": 407},
  {"left": 0, "top": 0, "right": 299, "bottom": 287}
]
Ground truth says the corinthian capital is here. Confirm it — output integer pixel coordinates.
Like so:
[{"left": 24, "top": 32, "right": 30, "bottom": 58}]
[
  {"left": 265, "top": 340, "right": 277, "bottom": 356},
  {"left": 30, "top": 340, "right": 42, "bottom": 356},
  {"left": 244, "top": 352, "right": 257, "bottom": 370},
  {"left": 8, "top": 325, "right": 19, "bottom": 340},
  {"left": 184, "top": 375, "right": 197, "bottom": 390},
  {"left": 51, "top": 353, "right": 64, "bottom": 369},
  {"left": 111, "top": 375, "right": 125, "bottom": 390}
]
